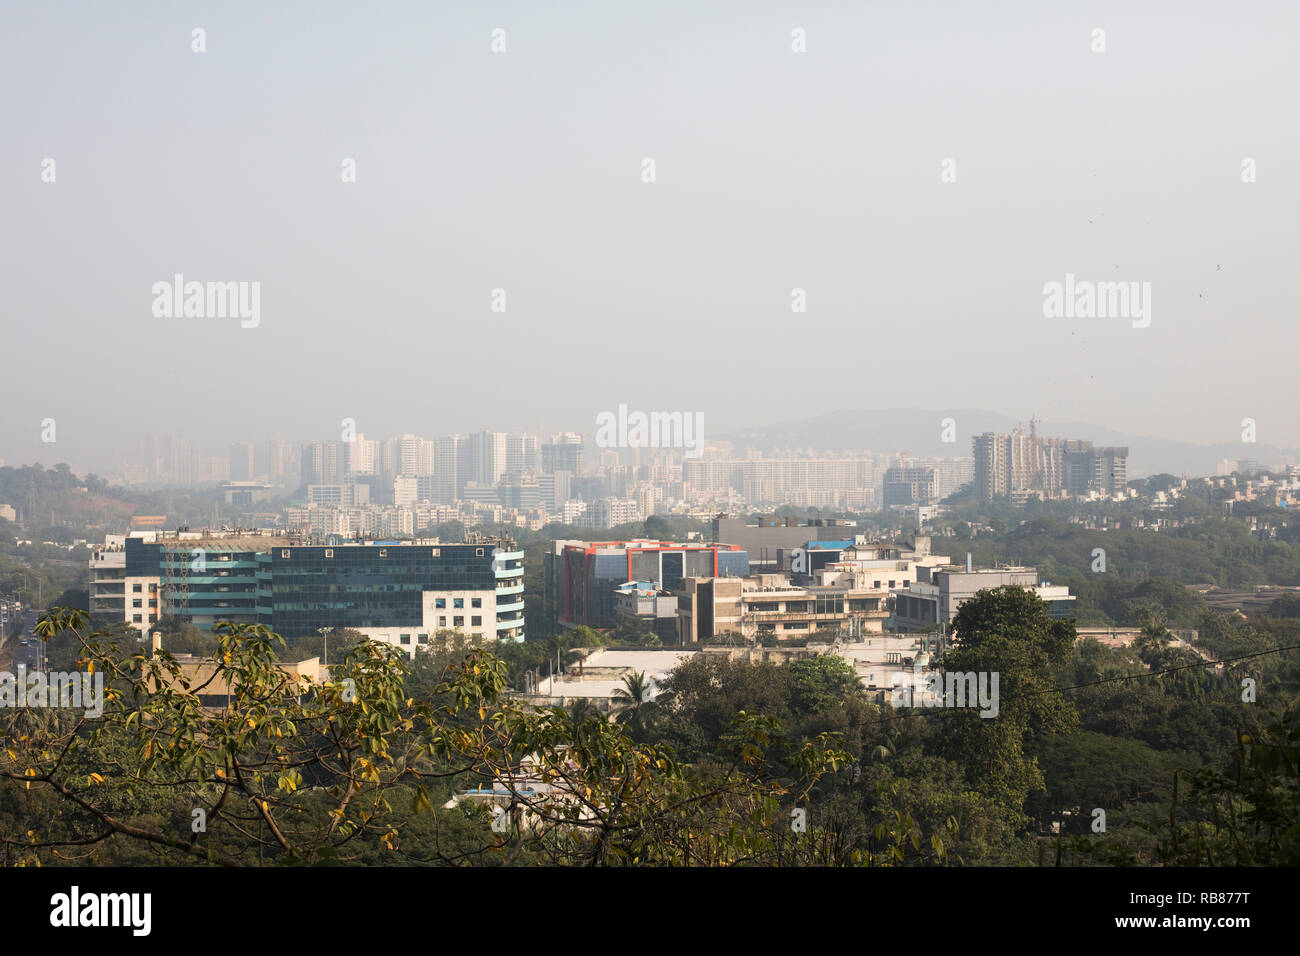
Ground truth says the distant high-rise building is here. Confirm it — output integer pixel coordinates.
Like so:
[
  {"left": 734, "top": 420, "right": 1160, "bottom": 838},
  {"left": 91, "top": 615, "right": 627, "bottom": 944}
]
[
  {"left": 469, "top": 431, "right": 508, "bottom": 485},
  {"left": 1093, "top": 447, "right": 1129, "bottom": 495},
  {"left": 307, "top": 481, "right": 370, "bottom": 507},
  {"left": 883, "top": 465, "right": 939, "bottom": 507},
  {"left": 201, "top": 456, "right": 230, "bottom": 484},
  {"left": 1062, "top": 441, "right": 1096, "bottom": 496},
  {"left": 229, "top": 442, "right": 255, "bottom": 482},
  {"left": 268, "top": 438, "right": 292, "bottom": 485},
  {"left": 434, "top": 435, "right": 463, "bottom": 504},
  {"left": 506, "top": 433, "right": 540, "bottom": 475},
  {"left": 345, "top": 434, "right": 378, "bottom": 476},
  {"left": 140, "top": 434, "right": 165, "bottom": 483},
  {"left": 168, "top": 436, "right": 201, "bottom": 488},
  {"left": 924, "top": 457, "right": 975, "bottom": 499},
  {"left": 973, "top": 430, "right": 1033, "bottom": 501},
  {"left": 974, "top": 428, "right": 1127, "bottom": 501},
  {"left": 393, "top": 474, "right": 437, "bottom": 507},
  {"left": 542, "top": 433, "right": 584, "bottom": 476},
  {"left": 538, "top": 471, "right": 574, "bottom": 509},
  {"left": 382, "top": 434, "right": 434, "bottom": 478},
  {"left": 301, "top": 441, "right": 342, "bottom": 486},
  {"left": 583, "top": 498, "right": 644, "bottom": 528},
  {"left": 683, "top": 456, "right": 876, "bottom": 509}
]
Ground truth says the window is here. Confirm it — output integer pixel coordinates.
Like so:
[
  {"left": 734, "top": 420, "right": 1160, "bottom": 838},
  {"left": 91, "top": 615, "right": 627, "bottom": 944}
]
[
  {"left": 132, "top": 583, "right": 142, "bottom": 593},
  {"left": 281, "top": 550, "right": 290, "bottom": 558},
  {"left": 476, "top": 548, "right": 484, "bottom": 556},
  {"left": 399, "top": 634, "right": 411, "bottom": 645},
  {"left": 454, "top": 616, "right": 464, "bottom": 627},
  {"left": 435, "top": 598, "right": 446, "bottom": 609},
  {"left": 454, "top": 598, "right": 464, "bottom": 609},
  {"left": 471, "top": 597, "right": 482, "bottom": 608},
  {"left": 325, "top": 549, "right": 334, "bottom": 558},
  {"left": 379, "top": 549, "right": 387, "bottom": 557},
  {"left": 888, "top": 580, "right": 896, "bottom": 589},
  {"left": 471, "top": 615, "right": 482, "bottom": 627},
  {"left": 432, "top": 548, "right": 440, "bottom": 557},
  {"left": 438, "top": 616, "right": 446, "bottom": 626},
  {"left": 132, "top": 599, "right": 142, "bottom": 608},
  {"left": 417, "top": 634, "right": 428, "bottom": 644}
]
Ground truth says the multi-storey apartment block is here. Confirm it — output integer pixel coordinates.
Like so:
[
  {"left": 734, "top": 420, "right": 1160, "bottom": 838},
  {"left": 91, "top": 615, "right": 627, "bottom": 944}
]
[{"left": 973, "top": 425, "right": 1128, "bottom": 502}]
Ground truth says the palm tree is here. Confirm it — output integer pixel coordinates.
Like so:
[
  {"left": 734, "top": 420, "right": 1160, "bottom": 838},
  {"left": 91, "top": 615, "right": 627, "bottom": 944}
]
[
  {"left": 566, "top": 698, "right": 601, "bottom": 724},
  {"left": 1135, "top": 610, "right": 1170, "bottom": 666},
  {"left": 612, "top": 671, "right": 655, "bottom": 737}
]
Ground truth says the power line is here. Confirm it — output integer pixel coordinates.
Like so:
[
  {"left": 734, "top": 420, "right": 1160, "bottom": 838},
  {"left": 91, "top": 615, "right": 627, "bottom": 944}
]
[
  {"left": 881, "top": 641, "right": 1300, "bottom": 721},
  {"left": 1056, "top": 642, "right": 1300, "bottom": 693}
]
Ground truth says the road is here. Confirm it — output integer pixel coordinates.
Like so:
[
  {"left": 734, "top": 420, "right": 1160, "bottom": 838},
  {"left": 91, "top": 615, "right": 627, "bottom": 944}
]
[{"left": 5, "top": 610, "right": 47, "bottom": 672}]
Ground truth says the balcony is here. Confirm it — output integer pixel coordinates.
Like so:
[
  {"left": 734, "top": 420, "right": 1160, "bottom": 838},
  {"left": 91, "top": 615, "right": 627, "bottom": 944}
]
[{"left": 744, "top": 609, "right": 887, "bottom": 624}]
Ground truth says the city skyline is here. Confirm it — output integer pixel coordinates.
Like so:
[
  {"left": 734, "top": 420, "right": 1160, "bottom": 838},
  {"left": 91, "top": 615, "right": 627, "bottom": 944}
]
[{"left": 1, "top": 405, "right": 1290, "bottom": 484}]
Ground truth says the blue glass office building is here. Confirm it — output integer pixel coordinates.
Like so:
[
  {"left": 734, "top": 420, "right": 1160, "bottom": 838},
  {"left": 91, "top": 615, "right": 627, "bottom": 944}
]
[
  {"left": 271, "top": 543, "right": 501, "bottom": 636},
  {"left": 121, "top": 538, "right": 524, "bottom": 643},
  {"left": 124, "top": 537, "right": 270, "bottom": 631}
]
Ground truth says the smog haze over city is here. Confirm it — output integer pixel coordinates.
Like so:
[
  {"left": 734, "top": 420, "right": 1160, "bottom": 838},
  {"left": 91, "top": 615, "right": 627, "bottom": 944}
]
[{"left": 3, "top": 0, "right": 1298, "bottom": 474}]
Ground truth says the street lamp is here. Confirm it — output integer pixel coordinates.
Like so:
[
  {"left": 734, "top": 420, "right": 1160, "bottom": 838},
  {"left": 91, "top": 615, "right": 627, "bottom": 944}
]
[{"left": 317, "top": 626, "right": 333, "bottom": 676}]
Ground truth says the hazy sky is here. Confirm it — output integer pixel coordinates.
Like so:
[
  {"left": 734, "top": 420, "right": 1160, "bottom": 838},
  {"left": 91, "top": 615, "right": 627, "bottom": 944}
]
[{"left": 2, "top": 0, "right": 1297, "bottom": 473}]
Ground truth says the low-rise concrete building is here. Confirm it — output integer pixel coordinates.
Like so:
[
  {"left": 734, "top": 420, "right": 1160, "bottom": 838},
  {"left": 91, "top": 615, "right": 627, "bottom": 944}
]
[
  {"left": 677, "top": 569, "right": 890, "bottom": 644},
  {"left": 614, "top": 581, "right": 679, "bottom": 644},
  {"left": 893, "top": 564, "right": 1076, "bottom": 629},
  {"left": 514, "top": 648, "right": 699, "bottom": 712},
  {"left": 154, "top": 653, "right": 322, "bottom": 709}
]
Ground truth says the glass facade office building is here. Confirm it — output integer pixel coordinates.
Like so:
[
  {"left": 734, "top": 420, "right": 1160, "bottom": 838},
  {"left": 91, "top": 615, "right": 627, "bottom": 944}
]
[
  {"left": 125, "top": 537, "right": 269, "bottom": 630},
  {"left": 120, "top": 538, "right": 523, "bottom": 642},
  {"left": 270, "top": 544, "right": 497, "bottom": 637}
]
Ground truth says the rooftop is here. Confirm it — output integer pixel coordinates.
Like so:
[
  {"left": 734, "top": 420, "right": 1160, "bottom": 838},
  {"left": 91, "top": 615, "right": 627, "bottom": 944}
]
[
  {"left": 574, "top": 648, "right": 697, "bottom": 673},
  {"left": 155, "top": 536, "right": 300, "bottom": 552}
]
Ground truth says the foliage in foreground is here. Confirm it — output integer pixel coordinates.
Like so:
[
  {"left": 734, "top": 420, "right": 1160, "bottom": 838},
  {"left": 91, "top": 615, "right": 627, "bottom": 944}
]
[{"left": 0, "top": 609, "right": 926, "bottom": 866}]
